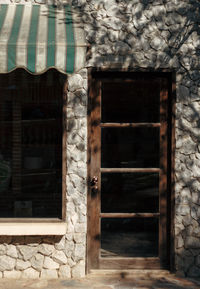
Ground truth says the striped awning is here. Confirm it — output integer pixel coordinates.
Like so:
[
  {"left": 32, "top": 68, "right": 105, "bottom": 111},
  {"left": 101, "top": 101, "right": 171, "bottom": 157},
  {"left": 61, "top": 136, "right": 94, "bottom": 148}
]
[{"left": 0, "top": 4, "right": 86, "bottom": 75}]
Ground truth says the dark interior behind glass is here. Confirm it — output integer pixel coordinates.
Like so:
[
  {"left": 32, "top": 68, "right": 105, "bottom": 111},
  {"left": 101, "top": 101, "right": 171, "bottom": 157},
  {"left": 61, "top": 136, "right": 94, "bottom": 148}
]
[{"left": 0, "top": 69, "right": 64, "bottom": 218}]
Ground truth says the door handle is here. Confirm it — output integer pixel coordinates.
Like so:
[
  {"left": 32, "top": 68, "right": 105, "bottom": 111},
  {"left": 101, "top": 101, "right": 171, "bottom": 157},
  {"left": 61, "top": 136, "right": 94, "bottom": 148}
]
[{"left": 91, "top": 176, "right": 98, "bottom": 186}]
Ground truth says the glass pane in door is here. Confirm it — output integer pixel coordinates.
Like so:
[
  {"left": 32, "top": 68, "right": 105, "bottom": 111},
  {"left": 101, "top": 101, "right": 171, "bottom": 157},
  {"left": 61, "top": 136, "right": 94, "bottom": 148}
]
[
  {"left": 101, "top": 218, "right": 158, "bottom": 258},
  {"left": 101, "top": 127, "right": 160, "bottom": 168},
  {"left": 101, "top": 80, "right": 160, "bottom": 123},
  {"left": 101, "top": 172, "right": 159, "bottom": 213}
]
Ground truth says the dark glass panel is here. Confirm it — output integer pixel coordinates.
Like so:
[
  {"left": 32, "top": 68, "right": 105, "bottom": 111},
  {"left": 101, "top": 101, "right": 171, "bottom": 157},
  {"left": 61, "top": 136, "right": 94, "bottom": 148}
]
[
  {"left": 101, "top": 127, "right": 159, "bottom": 168},
  {"left": 0, "top": 69, "right": 63, "bottom": 218},
  {"left": 101, "top": 218, "right": 158, "bottom": 258},
  {"left": 101, "top": 80, "right": 160, "bottom": 123},
  {"left": 101, "top": 173, "right": 159, "bottom": 213}
]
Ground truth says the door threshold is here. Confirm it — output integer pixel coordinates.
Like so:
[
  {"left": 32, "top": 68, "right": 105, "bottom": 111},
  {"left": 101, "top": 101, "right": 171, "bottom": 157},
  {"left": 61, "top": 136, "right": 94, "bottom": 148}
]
[{"left": 88, "top": 269, "right": 171, "bottom": 278}]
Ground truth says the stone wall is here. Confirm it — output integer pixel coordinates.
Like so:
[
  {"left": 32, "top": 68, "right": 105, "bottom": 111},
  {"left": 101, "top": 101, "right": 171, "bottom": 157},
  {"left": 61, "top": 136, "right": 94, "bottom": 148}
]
[
  {"left": 0, "top": 71, "right": 88, "bottom": 279},
  {"left": 0, "top": 69, "right": 88, "bottom": 279},
  {"left": 0, "top": 0, "right": 200, "bottom": 279},
  {"left": 77, "top": 0, "right": 200, "bottom": 278}
]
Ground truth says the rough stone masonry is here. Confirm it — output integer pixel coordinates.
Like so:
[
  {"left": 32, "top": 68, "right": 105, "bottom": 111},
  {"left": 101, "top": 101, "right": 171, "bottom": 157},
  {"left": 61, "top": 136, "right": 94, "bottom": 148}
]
[{"left": 0, "top": 0, "right": 200, "bottom": 279}]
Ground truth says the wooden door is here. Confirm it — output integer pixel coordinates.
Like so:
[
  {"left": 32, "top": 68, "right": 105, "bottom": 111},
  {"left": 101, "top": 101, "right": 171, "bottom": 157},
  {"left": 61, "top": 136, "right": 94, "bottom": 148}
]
[{"left": 87, "top": 72, "right": 171, "bottom": 271}]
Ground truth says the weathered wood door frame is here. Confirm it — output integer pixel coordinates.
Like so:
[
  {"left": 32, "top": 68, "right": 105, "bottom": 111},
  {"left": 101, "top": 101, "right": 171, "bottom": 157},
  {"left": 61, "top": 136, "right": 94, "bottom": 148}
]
[{"left": 87, "top": 70, "right": 175, "bottom": 272}]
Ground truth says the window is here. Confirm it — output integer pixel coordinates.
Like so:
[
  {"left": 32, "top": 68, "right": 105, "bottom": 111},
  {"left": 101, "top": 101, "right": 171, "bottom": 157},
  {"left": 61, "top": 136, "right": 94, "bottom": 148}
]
[{"left": 0, "top": 69, "right": 65, "bottom": 219}]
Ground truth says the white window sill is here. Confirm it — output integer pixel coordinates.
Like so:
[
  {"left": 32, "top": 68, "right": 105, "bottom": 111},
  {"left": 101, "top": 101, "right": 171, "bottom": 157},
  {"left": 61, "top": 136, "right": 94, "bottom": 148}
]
[{"left": 0, "top": 222, "right": 67, "bottom": 235}]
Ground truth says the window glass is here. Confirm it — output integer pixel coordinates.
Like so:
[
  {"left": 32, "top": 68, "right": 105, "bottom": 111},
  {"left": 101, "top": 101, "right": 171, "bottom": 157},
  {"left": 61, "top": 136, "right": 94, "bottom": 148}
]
[
  {"left": 0, "top": 69, "right": 64, "bottom": 218},
  {"left": 101, "top": 172, "right": 159, "bottom": 213},
  {"left": 101, "top": 80, "right": 160, "bottom": 123},
  {"left": 101, "top": 218, "right": 158, "bottom": 258},
  {"left": 101, "top": 127, "right": 160, "bottom": 168}
]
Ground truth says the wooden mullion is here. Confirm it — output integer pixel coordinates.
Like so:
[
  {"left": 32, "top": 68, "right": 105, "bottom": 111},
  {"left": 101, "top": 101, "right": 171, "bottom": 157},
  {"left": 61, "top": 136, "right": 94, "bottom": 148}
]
[
  {"left": 159, "top": 77, "right": 168, "bottom": 267},
  {"left": 101, "top": 168, "right": 160, "bottom": 173},
  {"left": 62, "top": 79, "right": 67, "bottom": 221},
  {"left": 99, "top": 257, "right": 162, "bottom": 269},
  {"left": 87, "top": 78, "right": 101, "bottom": 271},
  {"left": 170, "top": 73, "right": 176, "bottom": 271},
  {"left": 100, "top": 123, "right": 161, "bottom": 128},
  {"left": 12, "top": 91, "right": 21, "bottom": 195},
  {"left": 100, "top": 213, "right": 160, "bottom": 218}
]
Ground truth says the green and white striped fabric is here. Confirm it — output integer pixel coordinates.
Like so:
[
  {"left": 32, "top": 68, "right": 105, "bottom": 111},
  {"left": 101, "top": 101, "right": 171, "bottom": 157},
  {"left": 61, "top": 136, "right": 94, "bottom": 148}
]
[{"left": 0, "top": 4, "right": 86, "bottom": 74}]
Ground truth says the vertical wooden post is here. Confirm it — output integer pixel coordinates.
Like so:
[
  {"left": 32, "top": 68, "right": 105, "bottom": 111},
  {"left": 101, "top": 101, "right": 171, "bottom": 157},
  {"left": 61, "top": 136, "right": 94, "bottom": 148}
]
[
  {"left": 62, "top": 76, "right": 67, "bottom": 221},
  {"left": 12, "top": 93, "right": 22, "bottom": 197}
]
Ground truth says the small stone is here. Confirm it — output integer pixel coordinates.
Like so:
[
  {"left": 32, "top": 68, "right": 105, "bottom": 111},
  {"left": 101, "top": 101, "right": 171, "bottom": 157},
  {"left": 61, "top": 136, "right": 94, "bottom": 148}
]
[
  {"left": 18, "top": 246, "right": 38, "bottom": 261},
  {"left": 30, "top": 253, "right": 44, "bottom": 271},
  {"left": 65, "top": 234, "right": 73, "bottom": 241},
  {"left": 6, "top": 245, "right": 18, "bottom": 258},
  {"left": 150, "top": 37, "right": 165, "bottom": 50},
  {"left": 55, "top": 236, "right": 66, "bottom": 251},
  {"left": 182, "top": 215, "right": 192, "bottom": 226},
  {"left": 178, "top": 135, "right": 196, "bottom": 155},
  {"left": 68, "top": 74, "right": 83, "bottom": 92},
  {"left": 74, "top": 233, "right": 85, "bottom": 244},
  {"left": 16, "top": 259, "right": 31, "bottom": 270},
  {"left": 178, "top": 85, "right": 190, "bottom": 102},
  {"left": 71, "top": 213, "right": 79, "bottom": 226},
  {"left": 71, "top": 260, "right": 85, "bottom": 278},
  {"left": 0, "top": 245, "right": 6, "bottom": 255},
  {"left": 191, "top": 207, "right": 197, "bottom": 220},
  {"left": 177, "top": 235, "right": 184, "bottom": 249},
  {"left": 38, "top": 244, "right": 55, "bottom": 256},
  {"left": 68, "top": 258, "right": 76, "bottom": 267},
  {"left": 114, "top": 41, "right": 131, "bottom": 55},
  {"left": 190, "top": 249, "right": 200, "bottom": 256},
  {"left": 43, "top": 257, "right": 59, "bottom": 269},
  {"left": 176, "top": 205, "right": 190, "bottom": 216},
  {"left": 78, "top": 68, "right": 87, "bottom": 80},
  {"left": 4, "top": 270, "right": 21, "bottom": 279},
  {"left": 41, "top": 269, "right": 58, "bottom": 279},
  {"left": 187, "top": 265, "right": 200, "bottom": 277},
  {"left": 21, "top": 268, "right": 40, "bottom": 279},
  {"left": 195, "top": 255, "right": 200, "bottom": 266},
  {"left": 58, "top": 265, "right": 71, "bottom": 278},
  {"left": 185, "top": 237, "right": 200, "bottom": 249},
  {"left": 72, "top": 244, "right": 85, "bottom": 261},
  {"left": 52, "top": 251, "right": 68, "bottom": 265},
  {"left": 0, "top": 256, "right": 15, "bottom": 271},
  {"left": 75, "top": 223, "right": 86, "bottom": 233}
]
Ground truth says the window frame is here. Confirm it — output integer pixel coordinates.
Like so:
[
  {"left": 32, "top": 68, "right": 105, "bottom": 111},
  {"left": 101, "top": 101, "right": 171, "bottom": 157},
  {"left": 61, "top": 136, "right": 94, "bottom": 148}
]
[
  {"left": 0, "top": 69, "right": 66, "bottom": 225},
  {"left": 87, "top": 68, "right": 176, "bottom": 272}
]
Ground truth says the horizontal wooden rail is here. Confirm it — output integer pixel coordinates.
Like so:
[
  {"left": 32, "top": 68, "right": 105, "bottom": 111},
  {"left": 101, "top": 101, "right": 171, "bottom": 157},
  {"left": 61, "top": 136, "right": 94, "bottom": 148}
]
[
  {"left": 100, "top": 123, "right": 161, "bottom": 128},
  {"left": 100, "top": 213, "right": 160, "bottom": 218},
  {"left": 99, "top": 257, "right": 161, "bottom": 269},
  {"left": 100, "top": 168, "right": 160, "bottom": 173}
]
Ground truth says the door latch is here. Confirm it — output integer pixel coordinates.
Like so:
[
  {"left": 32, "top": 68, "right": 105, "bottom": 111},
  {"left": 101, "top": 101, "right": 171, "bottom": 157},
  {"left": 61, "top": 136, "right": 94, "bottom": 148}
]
[
  {"left": 91, "top": 176, "right": 98, "bottom": 195},
  {"left": 91, "top": 176, "right": 98, "bottom": 186}
]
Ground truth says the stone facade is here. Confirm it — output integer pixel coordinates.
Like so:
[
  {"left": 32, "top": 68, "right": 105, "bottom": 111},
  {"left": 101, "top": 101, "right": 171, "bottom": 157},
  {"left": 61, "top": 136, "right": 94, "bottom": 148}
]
[
  {"left": 0, "top": 67, "right": 87, "bottom": 279},
  {"left": 0, "top": 0, "right": 200, "bottom": 279}
]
